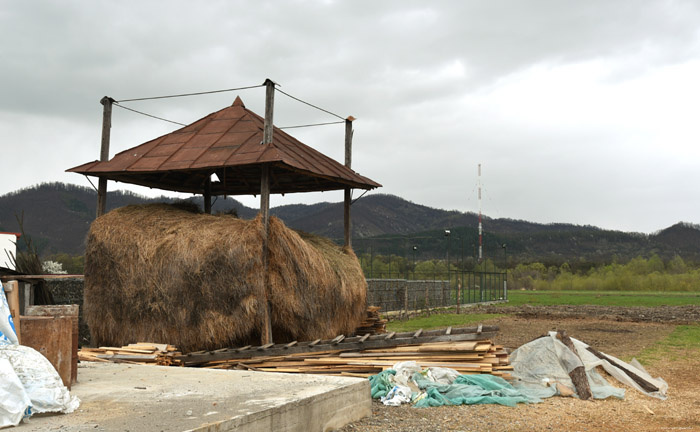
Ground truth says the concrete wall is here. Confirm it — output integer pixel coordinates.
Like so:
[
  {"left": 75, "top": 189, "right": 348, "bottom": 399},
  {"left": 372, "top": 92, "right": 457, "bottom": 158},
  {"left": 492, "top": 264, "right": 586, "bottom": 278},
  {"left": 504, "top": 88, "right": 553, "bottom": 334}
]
[
  {"left": 45, "top": 278, "right": 90, "bottom": 346},
  {"left": 366, "top": 279, "right": 450, "bottom": 313}
]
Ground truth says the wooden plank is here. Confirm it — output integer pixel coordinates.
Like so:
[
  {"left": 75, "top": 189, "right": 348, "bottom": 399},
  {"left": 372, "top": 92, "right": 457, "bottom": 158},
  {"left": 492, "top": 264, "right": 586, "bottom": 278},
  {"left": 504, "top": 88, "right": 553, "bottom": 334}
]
[
  {"left": 132, "top": 342, "right": 169, "bottom": 351},
  {"left": 1, "top": 274, "right": 84, "bottom": 281},
  {"left": 97, "top": 354, "right": 158, "bottom": 362},
  {"left": 98, "top": 347, "right": 156, "bottom": 354},
  {"left": 178, "top": 327, "right": 499, "bottom": 365}
]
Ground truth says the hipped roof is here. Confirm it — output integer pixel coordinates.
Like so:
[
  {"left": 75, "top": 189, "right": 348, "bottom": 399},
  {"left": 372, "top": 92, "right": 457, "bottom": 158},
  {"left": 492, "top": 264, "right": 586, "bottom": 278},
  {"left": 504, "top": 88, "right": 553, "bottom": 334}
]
[{"left": 67, "top": 96, "right": 380, "bottom": 196}]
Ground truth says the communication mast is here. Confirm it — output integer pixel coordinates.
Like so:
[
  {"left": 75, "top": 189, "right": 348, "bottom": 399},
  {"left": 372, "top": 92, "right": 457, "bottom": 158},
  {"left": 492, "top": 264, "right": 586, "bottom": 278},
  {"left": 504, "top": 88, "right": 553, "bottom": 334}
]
[{"left": 478, "top": 164, "right": 483, "bottom": 263}]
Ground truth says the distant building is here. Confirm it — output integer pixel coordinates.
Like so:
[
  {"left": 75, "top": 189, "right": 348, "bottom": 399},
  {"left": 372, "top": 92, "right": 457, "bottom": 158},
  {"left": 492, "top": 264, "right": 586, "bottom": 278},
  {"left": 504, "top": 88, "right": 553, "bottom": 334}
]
[{"left": 0, "top": 232, "right": 20, "bottom": 270}]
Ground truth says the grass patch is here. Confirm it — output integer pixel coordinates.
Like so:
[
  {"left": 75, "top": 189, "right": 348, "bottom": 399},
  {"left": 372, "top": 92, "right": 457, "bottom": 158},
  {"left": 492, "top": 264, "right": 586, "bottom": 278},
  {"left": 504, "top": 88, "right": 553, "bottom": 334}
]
[
  {"left": 502, "top": 290, "right": 700, "bottom": 307},
  {"left": 386, "top": 313, "right": 505, "bottom": 333},
  {"left": 636, "top": 324, "right": 700, "bottom": 364}
]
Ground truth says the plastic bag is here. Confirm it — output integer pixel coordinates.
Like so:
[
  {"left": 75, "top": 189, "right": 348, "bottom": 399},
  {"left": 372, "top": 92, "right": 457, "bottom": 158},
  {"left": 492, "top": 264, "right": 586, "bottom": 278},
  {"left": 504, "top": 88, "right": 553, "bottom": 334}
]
[
  {"left": 392, "top": 361, "right": 423, "bottom": 386},
  {"left": 0, "top": 287, "right": 19, "bottom": 346},
  {"left": 0, "top": 345, "right": 80, "bottom": 415},
  {"left": 425, "top": 367, "right": 460, "bottom": 385},
  {"left": 380, "top": 385, "right": 413, "bottom": 406},
  {"left": 0, "top": 357, "right": 31, "bottom": 428}
]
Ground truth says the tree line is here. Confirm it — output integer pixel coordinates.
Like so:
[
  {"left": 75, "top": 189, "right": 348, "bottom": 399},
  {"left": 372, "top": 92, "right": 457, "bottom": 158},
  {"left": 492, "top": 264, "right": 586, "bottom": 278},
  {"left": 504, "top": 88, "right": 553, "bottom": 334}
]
[
  {"left": 510, "top": 254, "right": 699, "bottom": 292},
  {"left": 359, "top": 253, "right": 699, "bottom": 292}
]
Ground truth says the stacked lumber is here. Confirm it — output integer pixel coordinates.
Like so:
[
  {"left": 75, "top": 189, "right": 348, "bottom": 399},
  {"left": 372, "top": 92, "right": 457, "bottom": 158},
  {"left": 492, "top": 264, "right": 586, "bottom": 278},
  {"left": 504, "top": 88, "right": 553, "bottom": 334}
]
[
  {"left": 79, "top": 342, "right": 182, "bottom": 366},
  {"left": 354, "top": 306, "right": 387, "bottom": 335},
  {"left": 197, "top": 340, "right": 512, "bottom": 378}
]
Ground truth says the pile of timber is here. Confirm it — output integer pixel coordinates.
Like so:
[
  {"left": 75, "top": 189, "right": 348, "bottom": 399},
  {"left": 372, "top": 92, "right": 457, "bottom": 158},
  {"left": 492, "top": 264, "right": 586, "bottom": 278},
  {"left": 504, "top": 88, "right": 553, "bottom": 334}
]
[
  {"left": 178, "top": 325, "right": 512, "bottom": 378},
  {"left": 79, "top": 342, "right": 182, "bottom": 366},
  {"left": 353, "top": 306, "right": 387, "bottom": 335},
  {"left": 197, "top": 339, "right": 512, "bottom": 378}
]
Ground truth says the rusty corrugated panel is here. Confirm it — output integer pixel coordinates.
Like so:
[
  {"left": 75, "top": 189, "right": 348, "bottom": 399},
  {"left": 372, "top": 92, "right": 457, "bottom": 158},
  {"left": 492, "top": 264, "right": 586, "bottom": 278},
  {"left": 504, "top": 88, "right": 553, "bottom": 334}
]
[{"left": 67, "top": 96, "right": 380, "bottom": 195}]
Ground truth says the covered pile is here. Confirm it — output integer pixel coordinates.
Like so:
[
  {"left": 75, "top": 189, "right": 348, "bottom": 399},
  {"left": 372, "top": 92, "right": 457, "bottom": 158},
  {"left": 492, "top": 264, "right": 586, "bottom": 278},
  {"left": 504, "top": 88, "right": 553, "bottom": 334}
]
[{"left": 84, "top": 204, "right": 367, "bottom": 352}]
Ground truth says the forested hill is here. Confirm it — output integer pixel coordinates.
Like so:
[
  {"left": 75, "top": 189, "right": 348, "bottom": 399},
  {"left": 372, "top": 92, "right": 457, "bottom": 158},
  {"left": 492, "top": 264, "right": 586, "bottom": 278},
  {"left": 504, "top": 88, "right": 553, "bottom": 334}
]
[{"left": 1, "top": 182, "right": 698, "bottom": 265}]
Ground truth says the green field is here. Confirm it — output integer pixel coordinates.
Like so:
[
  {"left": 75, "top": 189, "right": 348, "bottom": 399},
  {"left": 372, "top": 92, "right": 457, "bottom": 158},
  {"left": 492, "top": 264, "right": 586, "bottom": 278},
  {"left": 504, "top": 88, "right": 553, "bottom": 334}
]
[
  {"left": 637, "top": 325, "right": 700, "bottom": 363},
  {"left": 386, "top": 313, "right": 504, "bottom": 333},
  {"left": 386, "top": 290, "right": 700, "bottom": 356},
  {"left": 504, "top": 290, "right": 700, "bottom": 307}
]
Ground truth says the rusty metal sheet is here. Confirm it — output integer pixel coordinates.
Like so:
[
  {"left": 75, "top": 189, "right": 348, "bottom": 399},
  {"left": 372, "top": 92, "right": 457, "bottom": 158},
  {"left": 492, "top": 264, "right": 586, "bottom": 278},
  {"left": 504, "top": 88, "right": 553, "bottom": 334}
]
[
  {"left": 21, "top": 316, "right": 74, "bottom": 389},
  {"left": 67, "top": 95, "right": 381, "bottom": 194}
]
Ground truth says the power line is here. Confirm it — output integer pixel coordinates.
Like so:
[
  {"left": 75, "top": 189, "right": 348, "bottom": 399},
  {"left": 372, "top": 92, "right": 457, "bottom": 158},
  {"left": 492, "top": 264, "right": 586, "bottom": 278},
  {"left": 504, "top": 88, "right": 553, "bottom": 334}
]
[
  {"left": 116, "top": 84, "right": 264, "bottom": 103},
  {"left": 113, "top": 102, "right": 186, "bottom": 127},
  {"left": 112, "top": 82, "right": 348, "bottom": 129},
  {"left": 276, "top": 88, "right": 345, "bottom": 120},
  {"left": 279, "top": 120, "right": 345, "bottom": 130}
]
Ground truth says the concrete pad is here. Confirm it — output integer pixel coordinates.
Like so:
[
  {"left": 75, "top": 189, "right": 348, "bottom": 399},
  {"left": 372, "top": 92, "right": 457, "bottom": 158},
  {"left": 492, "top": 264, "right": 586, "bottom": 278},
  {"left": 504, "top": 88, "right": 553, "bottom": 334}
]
[{"left": 18, "top": 362, "right": 371, "bottom": 432}]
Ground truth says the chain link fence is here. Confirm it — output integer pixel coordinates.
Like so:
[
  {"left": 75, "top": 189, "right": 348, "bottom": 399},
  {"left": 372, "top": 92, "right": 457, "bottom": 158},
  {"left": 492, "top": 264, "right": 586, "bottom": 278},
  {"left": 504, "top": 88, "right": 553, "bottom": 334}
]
[{"left": 367, "top": 270, "right": 507, "bottom": 319}]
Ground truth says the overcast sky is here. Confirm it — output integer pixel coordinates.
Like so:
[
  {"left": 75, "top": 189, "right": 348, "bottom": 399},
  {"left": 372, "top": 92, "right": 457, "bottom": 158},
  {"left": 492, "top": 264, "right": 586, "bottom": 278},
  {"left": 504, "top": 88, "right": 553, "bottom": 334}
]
[{"left": 2, "top": 0, "right": 699, "bottom": 233}]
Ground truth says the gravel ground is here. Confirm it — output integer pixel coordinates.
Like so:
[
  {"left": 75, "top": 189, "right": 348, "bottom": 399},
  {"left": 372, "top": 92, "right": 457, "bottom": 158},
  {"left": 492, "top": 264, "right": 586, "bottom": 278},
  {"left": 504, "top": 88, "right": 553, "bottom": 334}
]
[{"left": 338, "top": 306, "right": 700, "bottom": 432}]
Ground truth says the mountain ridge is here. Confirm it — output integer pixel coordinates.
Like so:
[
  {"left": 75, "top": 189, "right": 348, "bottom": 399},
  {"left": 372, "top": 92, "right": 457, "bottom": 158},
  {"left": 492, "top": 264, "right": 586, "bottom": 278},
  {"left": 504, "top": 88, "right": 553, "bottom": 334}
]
[{"left": 1, "top": 182, "right": 698, "bottom": 265}]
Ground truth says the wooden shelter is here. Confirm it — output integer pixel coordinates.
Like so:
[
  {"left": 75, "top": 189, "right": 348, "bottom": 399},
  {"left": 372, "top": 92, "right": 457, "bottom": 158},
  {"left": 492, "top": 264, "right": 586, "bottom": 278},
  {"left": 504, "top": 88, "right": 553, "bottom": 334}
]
[
  {"left": 68, "top": 80, "right": 380, "bottom": 344},
  {"left": 67, "top": 86, "right": 379, "bottom": 209}
]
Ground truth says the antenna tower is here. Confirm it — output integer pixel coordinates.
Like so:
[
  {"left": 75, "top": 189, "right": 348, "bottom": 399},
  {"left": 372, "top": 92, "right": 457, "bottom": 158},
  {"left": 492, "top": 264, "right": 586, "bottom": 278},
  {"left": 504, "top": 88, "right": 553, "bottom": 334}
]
[{"left": 478, "top": 164, "right": 483, "bottom": 263}]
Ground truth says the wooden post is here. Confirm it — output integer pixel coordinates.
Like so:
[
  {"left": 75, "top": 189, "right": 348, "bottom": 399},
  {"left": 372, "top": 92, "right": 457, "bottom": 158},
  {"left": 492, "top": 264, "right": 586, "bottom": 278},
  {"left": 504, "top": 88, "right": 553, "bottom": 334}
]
[
  {"left": 557, "top": 330, "right": 593, "bottom": 400},
  {"left": 97, "top": 96, "right": 113, "bottom": 217},
  {"left": 403, "top": 284, "right": 408, "bottom": 320},
  {"left": 203, "top": 177, "right": 212, "bottom": 214},
  {"left": 260, "top": 78, "right": 275, "bottom": 345},
  {"left": 456, "top": 282, "right": 462, "bottom": 314},
  {"left": 3, "top": 280, "right": 21, "bottom": 344},
  {"left": 344, "top": 116, "right": 354, "bottom": 248}
]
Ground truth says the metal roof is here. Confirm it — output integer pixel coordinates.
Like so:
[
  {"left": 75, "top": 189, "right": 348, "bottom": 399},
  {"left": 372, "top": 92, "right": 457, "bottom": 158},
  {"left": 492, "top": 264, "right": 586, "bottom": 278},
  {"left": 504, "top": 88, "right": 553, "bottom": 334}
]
[{"left": 67, "top": 96, "right": 380, "bottom": 195}]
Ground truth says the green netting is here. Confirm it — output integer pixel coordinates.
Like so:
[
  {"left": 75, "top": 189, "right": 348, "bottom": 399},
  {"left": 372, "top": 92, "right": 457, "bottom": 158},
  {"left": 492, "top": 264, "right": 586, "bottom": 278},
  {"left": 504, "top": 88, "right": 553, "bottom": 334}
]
[
  {"left": 412, "top": 372, "right": 534, "bottom": 407},
  {"left": 369, "top": 369, "right": 396, "bottom": 399},
  {"left": 368, "top": 368, "right": 544, "bottom": 408}
]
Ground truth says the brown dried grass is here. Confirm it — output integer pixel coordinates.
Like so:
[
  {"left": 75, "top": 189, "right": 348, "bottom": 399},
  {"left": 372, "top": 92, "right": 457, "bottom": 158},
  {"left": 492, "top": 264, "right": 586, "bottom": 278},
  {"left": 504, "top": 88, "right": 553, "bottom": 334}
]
[{"left": 84, "top": 204, "right": 366, "bottom": 353}]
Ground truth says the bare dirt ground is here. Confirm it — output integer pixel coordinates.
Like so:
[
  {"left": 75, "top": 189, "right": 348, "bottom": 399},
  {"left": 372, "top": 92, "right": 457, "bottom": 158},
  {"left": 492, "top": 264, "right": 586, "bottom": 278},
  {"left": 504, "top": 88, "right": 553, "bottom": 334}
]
[{"left": 339, "top": 305, "right": 700, "bottom": 432}]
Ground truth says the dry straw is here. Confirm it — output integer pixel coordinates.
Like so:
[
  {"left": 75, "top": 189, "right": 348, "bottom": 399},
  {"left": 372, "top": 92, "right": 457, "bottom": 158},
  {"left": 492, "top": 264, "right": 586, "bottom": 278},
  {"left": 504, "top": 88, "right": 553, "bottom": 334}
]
[{"left": 84, "top": 204, "right": 367, "bottom": 353}]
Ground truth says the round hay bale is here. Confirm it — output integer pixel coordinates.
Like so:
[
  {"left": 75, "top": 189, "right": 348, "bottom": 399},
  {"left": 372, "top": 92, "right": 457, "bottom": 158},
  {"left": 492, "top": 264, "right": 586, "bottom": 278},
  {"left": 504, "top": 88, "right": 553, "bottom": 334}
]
[{"left": 84, "top": 204, "right": 367, "bottom": 352}]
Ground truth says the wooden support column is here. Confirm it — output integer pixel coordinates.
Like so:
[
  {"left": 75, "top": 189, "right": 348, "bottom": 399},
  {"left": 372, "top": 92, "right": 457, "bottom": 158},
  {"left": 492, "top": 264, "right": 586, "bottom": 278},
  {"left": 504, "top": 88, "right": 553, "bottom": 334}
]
[
  {"left": 260, "top": 78, "right": 275, "bottom": 345},
  {"left": 343, "top": 116, "right": 354, "bottom": 248},
  {"left": 97, "top": 96, "right": 113, "bottom": 217},
  {"left": 203, "top": 177, "right": 212, "bottom": 214}
]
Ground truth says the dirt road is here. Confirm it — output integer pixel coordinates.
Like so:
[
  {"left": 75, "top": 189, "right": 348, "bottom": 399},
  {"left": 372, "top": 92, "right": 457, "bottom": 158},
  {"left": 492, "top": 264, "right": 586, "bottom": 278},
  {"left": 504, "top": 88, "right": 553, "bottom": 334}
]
[{"left": 339, "top": 305, "right": 700, "bottom": 432}]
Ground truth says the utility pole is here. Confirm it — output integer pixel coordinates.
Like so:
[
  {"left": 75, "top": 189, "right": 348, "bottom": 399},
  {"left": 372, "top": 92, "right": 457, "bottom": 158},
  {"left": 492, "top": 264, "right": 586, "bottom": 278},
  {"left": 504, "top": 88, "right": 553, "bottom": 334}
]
[
  {"left": 97, "top": 96, "right": 113, "bottom": 217},
  {"left": 260, "top": 78, "right": 275, "bottom": 345},
  {"left": 344, "top": 116, "right": 354, "bottom": 248}
]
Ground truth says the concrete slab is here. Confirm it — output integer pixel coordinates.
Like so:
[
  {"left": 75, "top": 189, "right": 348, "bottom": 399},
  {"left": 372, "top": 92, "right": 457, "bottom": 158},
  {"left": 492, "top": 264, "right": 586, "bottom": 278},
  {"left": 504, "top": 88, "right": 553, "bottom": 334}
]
[{"left": 17, "top": 362, "right": 371, "bottom": 432}]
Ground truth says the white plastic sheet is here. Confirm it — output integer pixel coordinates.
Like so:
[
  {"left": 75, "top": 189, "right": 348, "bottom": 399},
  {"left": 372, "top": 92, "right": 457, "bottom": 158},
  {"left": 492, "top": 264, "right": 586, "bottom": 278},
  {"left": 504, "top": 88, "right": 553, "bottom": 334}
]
[
  {"left": 0, "top": 288, "right": 80, "bottom": 427},
  {"left": 0, "top": 358, "right": 30, "bottom": 428},
  {"left": 380, "top": 385, "right": 413, "bottom": 406},
  {"left": 392, "top": 361, "right": 423, "bottom": 387},
  {"left": 0, "top": 287, "right": 19, "bottom": 346},
  {"left": 510, "top": 331, "right": 667, "bottom": 400},
  {"left": 0, "top": 345, "right": 80, "bottom": 415}
]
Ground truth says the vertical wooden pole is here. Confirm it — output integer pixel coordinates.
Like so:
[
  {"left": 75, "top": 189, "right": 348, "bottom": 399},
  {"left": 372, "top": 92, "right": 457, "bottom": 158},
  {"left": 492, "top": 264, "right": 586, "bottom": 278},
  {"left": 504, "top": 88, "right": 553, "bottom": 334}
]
[
  {"left": 204, "top": 177, "right": 212, "bottom": 214},
  {"left": 260, "top": 79, "right": 275, "bottom": 345},
  {"left": 456, "top": 282, "right": 461, "bottom": 314},
  {"left": 97, "top": 97, "right": 113, "bottom": 217},
  {"left": 343, "top": 116, "right": 354, "bottom": 248}
]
